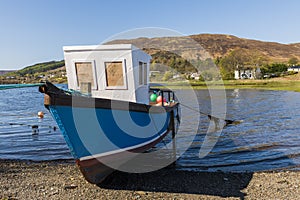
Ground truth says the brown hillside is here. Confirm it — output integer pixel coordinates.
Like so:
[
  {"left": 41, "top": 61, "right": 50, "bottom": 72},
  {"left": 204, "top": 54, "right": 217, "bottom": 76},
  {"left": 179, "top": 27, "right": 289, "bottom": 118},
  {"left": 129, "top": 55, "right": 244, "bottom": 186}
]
[
  {"left": 106, "top": 34, "right": 300, "bottom": 63},
  {"left": 289, "top": 43, "right": 300, "bottom": 49}
]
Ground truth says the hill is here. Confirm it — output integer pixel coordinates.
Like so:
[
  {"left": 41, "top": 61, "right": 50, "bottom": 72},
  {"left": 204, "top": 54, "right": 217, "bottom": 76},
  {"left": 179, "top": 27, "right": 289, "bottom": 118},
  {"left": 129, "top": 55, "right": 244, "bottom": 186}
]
[
  {"left": 1, "top": 33, "right": 300, "bottom": 84},
  {"left": 7, "top": 60, "right": 65, "bottom": 76},
  {"left": 106, "top": 34, "right": 300, "bottom": 63},
  {"left": 0, "top": 60, "right": 65, "bottom": 84},
  {"left": 0, "top": 70, "right": 16, "bottom": 75}
]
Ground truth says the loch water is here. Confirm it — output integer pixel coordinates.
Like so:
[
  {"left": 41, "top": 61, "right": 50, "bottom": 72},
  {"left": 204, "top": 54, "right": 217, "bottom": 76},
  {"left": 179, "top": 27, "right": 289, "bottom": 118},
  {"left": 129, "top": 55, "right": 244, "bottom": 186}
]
[
  {"left": 0, "top": 85, "right": 300, "bottom": 172},
  {"left": 176, "top": 89, "right": 300, "bottom": 172}
]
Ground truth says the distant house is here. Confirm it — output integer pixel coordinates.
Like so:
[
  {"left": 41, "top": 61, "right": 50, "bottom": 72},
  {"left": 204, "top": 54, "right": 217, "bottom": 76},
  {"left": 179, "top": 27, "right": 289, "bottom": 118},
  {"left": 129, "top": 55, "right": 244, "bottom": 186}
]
[
  {"left": 234, "top": 65, "right": 262, "bottom": 79},
  {"left": 172, "top": 74, "right": 180, "bottom": 79},
  {"left": 149, "top": 71, "right": 160, "bottom": 77},
  {"left": 190, "top": 72, "right": 200, "bottom": 80},
  {"left": 5, "top": 76, "right": 16, "bottom": 79},
  {"left": 61, "top": 72, "right": 67, "bottom": 77},
  {"left": 287, "top": 66, "right": 300, "bottom": 72}
]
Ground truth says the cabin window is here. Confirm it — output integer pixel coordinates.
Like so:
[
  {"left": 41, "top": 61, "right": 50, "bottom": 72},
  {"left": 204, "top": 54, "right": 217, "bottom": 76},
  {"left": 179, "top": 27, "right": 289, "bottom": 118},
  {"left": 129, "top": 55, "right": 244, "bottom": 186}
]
[
  {"left": 75, "top": 61, "right": 97, "bottom": 90},
  {"left": 139, "top": 62, "right": 148, "bottom": 85},
  {"left": 139, "top": 62, "right": 143, "bottom": 85},
  {"left": 105, "top": 61, "right": 127, "bottom": 89},
  {"left": 143, "top": 63, "right": 148, "bottom": 85}
]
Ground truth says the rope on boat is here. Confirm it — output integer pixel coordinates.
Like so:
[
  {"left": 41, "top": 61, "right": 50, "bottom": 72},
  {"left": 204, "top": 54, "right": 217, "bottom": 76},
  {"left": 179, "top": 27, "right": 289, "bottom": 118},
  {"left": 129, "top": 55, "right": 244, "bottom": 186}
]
[
  {"left": 0, "top": 83, "right": 44, "bottom": 90},
  {"left": 180, "top": 103, "right": 242, "bottom": 127},
  {"left": 0, "top": 112, "right": 49, "bottom": 118},
  {"left": 0, "top": 83, "right": 58, "bottom": 134},
  {"left": 0, "top": 121, "right": 57, "bottom": 134}
]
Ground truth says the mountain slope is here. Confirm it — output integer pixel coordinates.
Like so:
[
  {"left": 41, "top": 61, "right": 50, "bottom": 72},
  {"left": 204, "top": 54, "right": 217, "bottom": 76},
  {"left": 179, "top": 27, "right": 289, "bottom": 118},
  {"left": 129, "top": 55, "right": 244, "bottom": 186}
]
[
  {"left": 1, "top": 33, "right": 299, "bottom": 84},
  {"left": 12, "top": 60, "right": 65, "bottom": 76},
  {"left": 0, "top": 60, "right": 66, "bottom": 84},
  {"left": 106, "top": 34, "right": 300, "bottom": 63}
]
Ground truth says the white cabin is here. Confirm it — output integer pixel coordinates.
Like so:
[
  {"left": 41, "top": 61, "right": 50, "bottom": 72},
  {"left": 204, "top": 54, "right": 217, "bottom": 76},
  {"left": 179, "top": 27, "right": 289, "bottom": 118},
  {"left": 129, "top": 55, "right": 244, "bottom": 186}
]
[{"left": 63, "top": 44, "right": 151, "bottom": 104}]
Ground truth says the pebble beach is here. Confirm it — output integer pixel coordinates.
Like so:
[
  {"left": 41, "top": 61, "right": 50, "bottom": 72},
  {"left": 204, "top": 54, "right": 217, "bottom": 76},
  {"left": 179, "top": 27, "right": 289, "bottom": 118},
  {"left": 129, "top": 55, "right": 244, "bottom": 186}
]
[{"left": 0, "top": 159, "right": 299, "bottom": 200}]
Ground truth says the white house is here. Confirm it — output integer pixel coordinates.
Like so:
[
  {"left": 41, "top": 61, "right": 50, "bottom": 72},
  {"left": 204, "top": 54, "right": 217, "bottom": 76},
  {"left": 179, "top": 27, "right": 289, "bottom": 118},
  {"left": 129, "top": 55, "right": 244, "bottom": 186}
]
[
  {"left": 287, "top": 66, "right": 300, "bottom": 72},
  {"left": 190, "top": 72, "right": 200, "bottom": 80},
  {"left": 234, "top": 67, "right": 262, "bottom": 79}
]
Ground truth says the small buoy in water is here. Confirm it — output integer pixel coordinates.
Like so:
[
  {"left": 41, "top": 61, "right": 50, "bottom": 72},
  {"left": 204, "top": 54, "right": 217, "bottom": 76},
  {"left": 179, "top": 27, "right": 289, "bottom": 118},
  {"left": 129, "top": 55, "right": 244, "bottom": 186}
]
[
  {"left": 32, "top": 125, "right": 39, "bottom": 135},
  {"left": 38, "top": 111, "right": 44, "bottom": 118}
]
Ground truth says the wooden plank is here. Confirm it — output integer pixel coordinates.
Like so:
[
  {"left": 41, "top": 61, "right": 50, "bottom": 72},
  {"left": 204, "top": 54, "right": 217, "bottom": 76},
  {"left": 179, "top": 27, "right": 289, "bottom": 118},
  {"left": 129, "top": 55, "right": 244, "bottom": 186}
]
[
  {"left": 105, "top": 62, "right": 124, "bottom": 87},
  {"left": 75, "top": 62, "right": 94, "bottom": 88}
]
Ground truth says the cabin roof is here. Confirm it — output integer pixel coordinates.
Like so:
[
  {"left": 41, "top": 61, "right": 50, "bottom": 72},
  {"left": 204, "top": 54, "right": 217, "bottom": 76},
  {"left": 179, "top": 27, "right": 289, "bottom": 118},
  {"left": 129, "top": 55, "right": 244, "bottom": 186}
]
[{"left": 63, "top": 44, "right": 139, "bottom": 52}]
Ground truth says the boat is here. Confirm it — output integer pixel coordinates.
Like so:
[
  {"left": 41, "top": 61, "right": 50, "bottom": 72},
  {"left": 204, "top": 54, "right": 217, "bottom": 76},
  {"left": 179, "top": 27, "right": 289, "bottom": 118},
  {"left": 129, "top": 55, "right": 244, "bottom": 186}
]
[{"left": 39, "top": 44, "right": 181, "bottom": 184}]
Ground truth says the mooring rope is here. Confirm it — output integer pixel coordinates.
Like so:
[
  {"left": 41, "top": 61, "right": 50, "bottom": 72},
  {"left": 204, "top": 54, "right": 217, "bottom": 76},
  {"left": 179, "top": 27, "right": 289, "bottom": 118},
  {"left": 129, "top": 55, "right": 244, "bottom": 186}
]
[
  {"left": 0, "top": 112, "right": 48, "bottom": 118},
  {"left": 0, "top": 121, "right": 57, "bottom": 132},
  {"left": 0, "top": 83, "right": 44, "bottom": 90},
  {"left": 180, "top": 103, "right": 241, "bottom": 127}
]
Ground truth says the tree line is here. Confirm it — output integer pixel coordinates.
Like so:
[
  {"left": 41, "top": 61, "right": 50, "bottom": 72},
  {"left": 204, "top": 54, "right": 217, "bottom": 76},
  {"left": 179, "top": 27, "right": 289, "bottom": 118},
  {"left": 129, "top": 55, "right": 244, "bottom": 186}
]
[{"left": 150, "top": 48, "right": 298, "bottom": 80}]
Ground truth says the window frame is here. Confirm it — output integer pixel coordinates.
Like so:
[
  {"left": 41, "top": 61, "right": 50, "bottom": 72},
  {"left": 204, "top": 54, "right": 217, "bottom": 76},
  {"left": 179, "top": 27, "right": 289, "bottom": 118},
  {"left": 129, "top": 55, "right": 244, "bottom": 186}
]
[
  {"left": 139, "top": 61, "right": 143, "bottom": 85},
  {"left": 143, "top": 62, "right": 148, "bottom": 85},
  {"left": 138, "top": 61, "right": 148, "bottom": 86},
  {"left": 103, "top": 59, "right": 128, "bottom": 90},
  {"left": 72, "top": 60, "right": 98, "bottom": 90}
]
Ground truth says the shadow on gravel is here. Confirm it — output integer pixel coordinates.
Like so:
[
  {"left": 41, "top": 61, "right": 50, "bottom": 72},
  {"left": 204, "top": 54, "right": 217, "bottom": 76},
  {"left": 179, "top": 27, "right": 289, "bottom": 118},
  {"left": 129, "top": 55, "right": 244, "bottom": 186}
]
[{"left": 98, "top": 167, "right": 253, "bottom": 199}]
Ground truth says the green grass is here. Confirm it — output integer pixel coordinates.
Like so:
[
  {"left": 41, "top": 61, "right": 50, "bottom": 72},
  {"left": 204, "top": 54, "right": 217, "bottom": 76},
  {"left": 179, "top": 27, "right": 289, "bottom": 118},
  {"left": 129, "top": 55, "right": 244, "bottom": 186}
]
[
  {"left": 224, "top": 80, "right": 300, "bottom": 92},
  {"left": 155, "top": 79, "right": 300, "bottom": 92}
]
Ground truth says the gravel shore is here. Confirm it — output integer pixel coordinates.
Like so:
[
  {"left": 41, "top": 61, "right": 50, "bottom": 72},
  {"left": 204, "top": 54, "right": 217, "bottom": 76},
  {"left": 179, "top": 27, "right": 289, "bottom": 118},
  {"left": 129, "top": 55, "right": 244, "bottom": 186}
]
[{"left": 0, "top": 159, "right": 299, "bottom": 200}]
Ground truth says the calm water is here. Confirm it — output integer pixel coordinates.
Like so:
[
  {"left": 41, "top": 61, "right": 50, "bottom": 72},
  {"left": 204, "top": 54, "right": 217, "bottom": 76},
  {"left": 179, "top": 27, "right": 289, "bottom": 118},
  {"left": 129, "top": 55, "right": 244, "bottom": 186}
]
[
  {"left": 0, "top": 86, "right": 300, "bottom": 172},
  {"left": 176, "top": 89, "right": 300, "bottom": 172},
  {"left": 0, "top": 85, "right": 72, "bottom": 160}
]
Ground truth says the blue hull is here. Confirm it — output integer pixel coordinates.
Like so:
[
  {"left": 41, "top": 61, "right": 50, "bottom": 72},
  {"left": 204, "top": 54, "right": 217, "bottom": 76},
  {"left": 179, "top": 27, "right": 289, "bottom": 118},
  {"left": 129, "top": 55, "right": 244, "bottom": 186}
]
[
  {"left": 48, "top": 105, "right": 171, "bottom": 160},
  {"left": 39, "top": 82, "right": 180, "bottom": 183}
]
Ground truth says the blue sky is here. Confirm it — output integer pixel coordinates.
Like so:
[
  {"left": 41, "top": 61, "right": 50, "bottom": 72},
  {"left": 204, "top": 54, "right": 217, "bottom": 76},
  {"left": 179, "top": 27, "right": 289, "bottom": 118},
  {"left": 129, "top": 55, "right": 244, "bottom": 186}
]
[{"left": 1, "top": 0, "right": 299, "bottom": 69}]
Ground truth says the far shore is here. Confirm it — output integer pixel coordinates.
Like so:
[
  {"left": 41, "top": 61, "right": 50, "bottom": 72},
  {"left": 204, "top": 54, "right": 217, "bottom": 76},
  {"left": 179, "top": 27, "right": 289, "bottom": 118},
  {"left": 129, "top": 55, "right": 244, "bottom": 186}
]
[
  {"left": 155, "top": 73, "right": 300, "bottom": 92},
  {"left": 1, "top": 73, "right": 300, "bottom": 92}
]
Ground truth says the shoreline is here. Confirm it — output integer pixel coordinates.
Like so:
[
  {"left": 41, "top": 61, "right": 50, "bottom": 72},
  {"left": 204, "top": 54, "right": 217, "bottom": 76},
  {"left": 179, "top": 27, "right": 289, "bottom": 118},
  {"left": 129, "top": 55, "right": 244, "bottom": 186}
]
[
  {"left": 1, "top": 159, "right": 299, "bottom": 199},
  {"left": 165, "top": 79, "right": 300, "bottom": 92},
  {"left": 154, "top": 74, "right": 300, "bottom": 92},
  {"left": 2, "top": 73, "right": 300, "bottom": 92}
]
